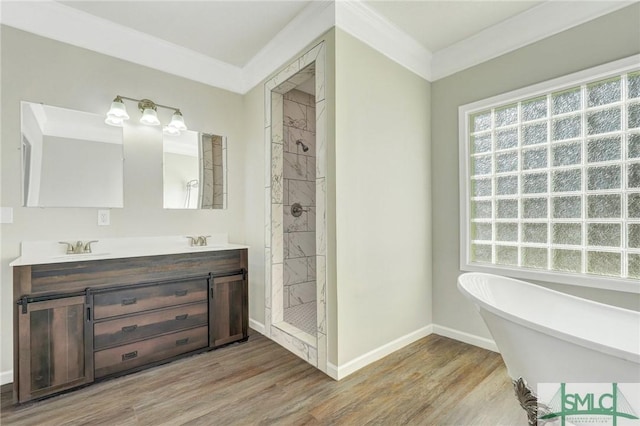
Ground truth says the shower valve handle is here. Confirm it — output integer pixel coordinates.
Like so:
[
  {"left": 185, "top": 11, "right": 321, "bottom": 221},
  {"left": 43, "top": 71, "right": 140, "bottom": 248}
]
[{"left": 291, "top": 203, "right": 309, "bottom": 218}]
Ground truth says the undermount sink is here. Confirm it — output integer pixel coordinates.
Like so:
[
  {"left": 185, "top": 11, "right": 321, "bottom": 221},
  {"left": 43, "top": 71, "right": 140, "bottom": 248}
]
[
  {"left": 52, "top": 252, "right": 111, "bottom": 260},
  {"left": 187, "top": 245, "right": 225, "bottom": 250}
]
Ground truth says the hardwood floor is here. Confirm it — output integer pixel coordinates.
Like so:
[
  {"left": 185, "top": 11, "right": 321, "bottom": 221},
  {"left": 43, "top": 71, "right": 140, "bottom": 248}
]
[{"left": 1, "top": 331, "right": 526, "bottom": 425}]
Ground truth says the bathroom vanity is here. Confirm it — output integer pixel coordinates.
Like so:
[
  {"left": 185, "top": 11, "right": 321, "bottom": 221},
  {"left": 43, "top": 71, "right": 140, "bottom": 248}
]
[{"left": 11, "top": 238, "right": 248, "bottom": 404}]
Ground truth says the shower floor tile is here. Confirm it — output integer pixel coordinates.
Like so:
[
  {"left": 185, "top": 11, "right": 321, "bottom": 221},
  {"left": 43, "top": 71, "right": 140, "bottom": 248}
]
[{"left": 284, "top": 302, "right": 316, "bottom": 337}]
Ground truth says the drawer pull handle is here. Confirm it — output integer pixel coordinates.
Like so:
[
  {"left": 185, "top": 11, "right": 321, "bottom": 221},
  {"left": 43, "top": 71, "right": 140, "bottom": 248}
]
[
  {"left": 121, "top": 325, "right": 138, "bottom": 333},
  {"left": 175, "top": 314, "right": 188, "bottom": 321},
  {"left": 122, "top": 351, "right": 138, "bottom": 361},
  {"left": 121, "top": 297, "right": 137, "bottom": 306},
  {"left": 176, "top": 338, "right": 189, "bottom": 346},
  {"left": 175, "top": 289, "right": 188, "bottom": 297}
]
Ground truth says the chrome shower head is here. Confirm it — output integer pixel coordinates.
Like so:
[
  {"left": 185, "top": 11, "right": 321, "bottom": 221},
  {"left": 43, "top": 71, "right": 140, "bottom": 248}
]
[{"left": 296, "top": 139, "right": 309, "bottom": 152}]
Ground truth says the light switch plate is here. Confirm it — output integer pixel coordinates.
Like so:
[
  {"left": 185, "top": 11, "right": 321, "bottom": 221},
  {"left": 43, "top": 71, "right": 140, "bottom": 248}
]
[
  {"left": 98, "top": 209, "right": 110, "bottom": 226},
  {"left": 0, "top": 207, "right": 13, "bottom": 224}
]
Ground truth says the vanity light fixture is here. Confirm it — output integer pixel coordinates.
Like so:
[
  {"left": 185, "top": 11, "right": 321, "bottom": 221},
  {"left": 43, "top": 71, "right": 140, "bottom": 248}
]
[
  {"left": 105, "top": 95, "right": 188, "bottom": 134},
  {"left": 138, "top": 99, "right": 161, "bottom": 126},
  {"left": 168, "top": 110, "right": 187, "bottom": 131},
  {"left": 104, "top": 96, "right": 129, "bottom": 126}
]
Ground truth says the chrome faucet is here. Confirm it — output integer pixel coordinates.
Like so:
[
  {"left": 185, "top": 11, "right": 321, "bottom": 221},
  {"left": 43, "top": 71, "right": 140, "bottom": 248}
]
[{"left": 59, "top": 240, "right": 98, "bottom": 254}]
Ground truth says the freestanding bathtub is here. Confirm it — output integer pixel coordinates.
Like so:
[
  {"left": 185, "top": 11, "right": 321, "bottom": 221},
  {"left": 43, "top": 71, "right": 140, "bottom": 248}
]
[{"left": 457, "top": 272, "right": 640, "bottom": 390}]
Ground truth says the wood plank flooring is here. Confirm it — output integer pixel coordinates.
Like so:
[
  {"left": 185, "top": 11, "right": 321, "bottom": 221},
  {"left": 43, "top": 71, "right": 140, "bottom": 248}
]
[{"left": 1, "top": 331, "right": 526, "bottom": 425}]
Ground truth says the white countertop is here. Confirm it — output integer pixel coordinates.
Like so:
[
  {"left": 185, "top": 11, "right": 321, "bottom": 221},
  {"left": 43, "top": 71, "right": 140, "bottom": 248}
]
[{"left": 10, "top": 234, "right": 249, "bottom": 266}]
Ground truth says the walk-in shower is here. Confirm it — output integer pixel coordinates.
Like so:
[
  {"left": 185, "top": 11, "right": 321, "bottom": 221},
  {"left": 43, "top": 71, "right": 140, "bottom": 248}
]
[
  {"left": 282, "top": 86, "right": 317, "bottom": 337},
  {"left": 264, "top": 41, "right": 328, "bottom": 373}
]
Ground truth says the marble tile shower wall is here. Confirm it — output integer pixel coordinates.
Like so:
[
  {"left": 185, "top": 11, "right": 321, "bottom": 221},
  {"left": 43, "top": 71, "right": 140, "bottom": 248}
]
[
  {"left": 201, "top": 134, "right": 225, "bottom": 209},
  {"left": 283, "top": 89, "right": 316, "bottom": 311}
]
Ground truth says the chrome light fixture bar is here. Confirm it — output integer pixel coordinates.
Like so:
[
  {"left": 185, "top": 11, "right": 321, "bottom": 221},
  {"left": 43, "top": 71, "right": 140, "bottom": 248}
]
[{"left": 105, "top": 95, "right": 188, "bottom": 134}]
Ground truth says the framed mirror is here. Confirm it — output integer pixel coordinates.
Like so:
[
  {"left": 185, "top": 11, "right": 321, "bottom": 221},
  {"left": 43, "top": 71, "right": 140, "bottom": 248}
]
[
  {"left": 162, "top": 131, "right": 226, "bottom": 209},
  {"left": 20, "top": 101, "right": 124, "bottom": 208}
]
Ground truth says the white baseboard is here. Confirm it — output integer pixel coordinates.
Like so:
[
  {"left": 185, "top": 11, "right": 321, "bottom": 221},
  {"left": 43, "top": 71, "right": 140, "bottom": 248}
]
[
  {"left": 312, "top": 324, "right": 498, "bottom": 381},
  {"left": 432, "top": 324, "right": 499, "bottom": 353},
  {"left": 249, "top": 318, "right": 265, "bottom": 335},
  {"left": 0, "top": 370, "right": 12, "bottom": 386},
  {"left": 326, "top": 362, "right": 339, "bottom": 380},
  {"left": 331, "top": 324, "right": 434, "bottom": 380}
]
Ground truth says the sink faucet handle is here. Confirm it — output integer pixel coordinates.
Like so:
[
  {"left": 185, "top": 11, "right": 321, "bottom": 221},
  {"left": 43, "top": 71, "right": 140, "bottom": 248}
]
[
  {"left": 58, "top": 241, "right": 74, "bottom": 254},
  {"left": 200, "top": 235, "right": 211, "bottom": 246},
  {"left": 186, "top": 236, "right": 197, "bottom": 246},
  {"left": 83, "top": 240, "right": 98, "bottom": 253}
]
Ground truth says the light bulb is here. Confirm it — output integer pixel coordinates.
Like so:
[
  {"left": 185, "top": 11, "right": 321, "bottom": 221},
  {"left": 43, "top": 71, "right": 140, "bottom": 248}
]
[
  {"left": 106, "top": 98, "right": 129, "bottom": 119},
  {"left": 168, "top": 110, "right": 187, "bottom": 131},
  {"left": 140, "top": 108, "right": 160, "bottom": 126}
]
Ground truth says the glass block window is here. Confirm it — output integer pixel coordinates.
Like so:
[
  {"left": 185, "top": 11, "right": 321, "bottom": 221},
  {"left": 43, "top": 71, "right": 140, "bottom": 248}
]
[{"left": 460, "top": 57, "right": 640, "bottom": 290}]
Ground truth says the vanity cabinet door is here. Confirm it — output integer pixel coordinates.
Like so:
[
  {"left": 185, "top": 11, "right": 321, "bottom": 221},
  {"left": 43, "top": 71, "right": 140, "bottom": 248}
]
[
  {"left": 17, "top": 295, "right": 93, "bottom": 403},
  {"left": 209, "top": 273, "right": 248, "bottom": 347}
]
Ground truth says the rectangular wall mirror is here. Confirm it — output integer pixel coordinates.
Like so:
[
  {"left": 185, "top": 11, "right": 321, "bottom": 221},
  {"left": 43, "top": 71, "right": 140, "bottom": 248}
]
[
  {"left": 163, "top": 131, "right": 227, "bottom": 209},
  {"left": 20, "top": 101, "right": 124, "bottom": 208}
]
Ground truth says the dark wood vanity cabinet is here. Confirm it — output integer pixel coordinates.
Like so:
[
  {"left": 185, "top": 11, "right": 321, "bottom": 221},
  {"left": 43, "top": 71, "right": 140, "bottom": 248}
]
[
  {"left": 13, "top": 249, "right": 248, "bottom": 404},
  {"left": 16, "top": 295, "right": 94, "bottom": 403},
  {"left": 210, "top": 272, "right": 248, "bottom": 348},
  {"left": 93, "top": 277, "right": 210, "bottom": 378}
]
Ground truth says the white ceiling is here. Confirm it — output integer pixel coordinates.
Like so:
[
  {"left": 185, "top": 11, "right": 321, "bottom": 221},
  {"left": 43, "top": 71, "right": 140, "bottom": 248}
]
[
  {"left": 364, "top": 0, "right": 543, "bottom": 52},
  {"left": 58, "top": 1, "right": 312, "bottom": 67},
  {"left": 58, "top": 0, "right": 543, "bottom": 66},
  {"left": 1, "top": 1, "right": 632, "bottom": 92}
]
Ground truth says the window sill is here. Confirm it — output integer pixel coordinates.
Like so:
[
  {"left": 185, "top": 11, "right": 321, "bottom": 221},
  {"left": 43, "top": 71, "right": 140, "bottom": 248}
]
[{"left": 461, "top": 262, "right": 640, "bottom": 294}]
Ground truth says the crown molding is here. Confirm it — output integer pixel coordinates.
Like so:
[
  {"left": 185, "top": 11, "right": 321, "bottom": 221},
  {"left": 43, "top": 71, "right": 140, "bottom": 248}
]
[
  {"left": 1, "top": 0, "right": 635, "bottom": 92},
  {"left": 0, "top": 0, "right": 244, "bottom": 93},
  {"left": 242, "top": 0, "right": 433, "bottom": 92},
  {"left": 430, "top": 1, "right": 635, "bottom": 81},
  {"left": 335, "top": 1, "right": 432, "bottom": 82},
  {"left": 241, "top": 0, "right": 335, "bottom": 93}
]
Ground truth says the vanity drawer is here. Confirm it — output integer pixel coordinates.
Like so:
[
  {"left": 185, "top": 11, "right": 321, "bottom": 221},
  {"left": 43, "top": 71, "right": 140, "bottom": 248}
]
[
  {"left": 94, "top": 302, "right": 208, "bottom": 350},
  {"left": 94, "top": 326, "right": 208, "bottom": 378},
  {"left": 93, "top": 279, "right": 207, "bottom": 319}
]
